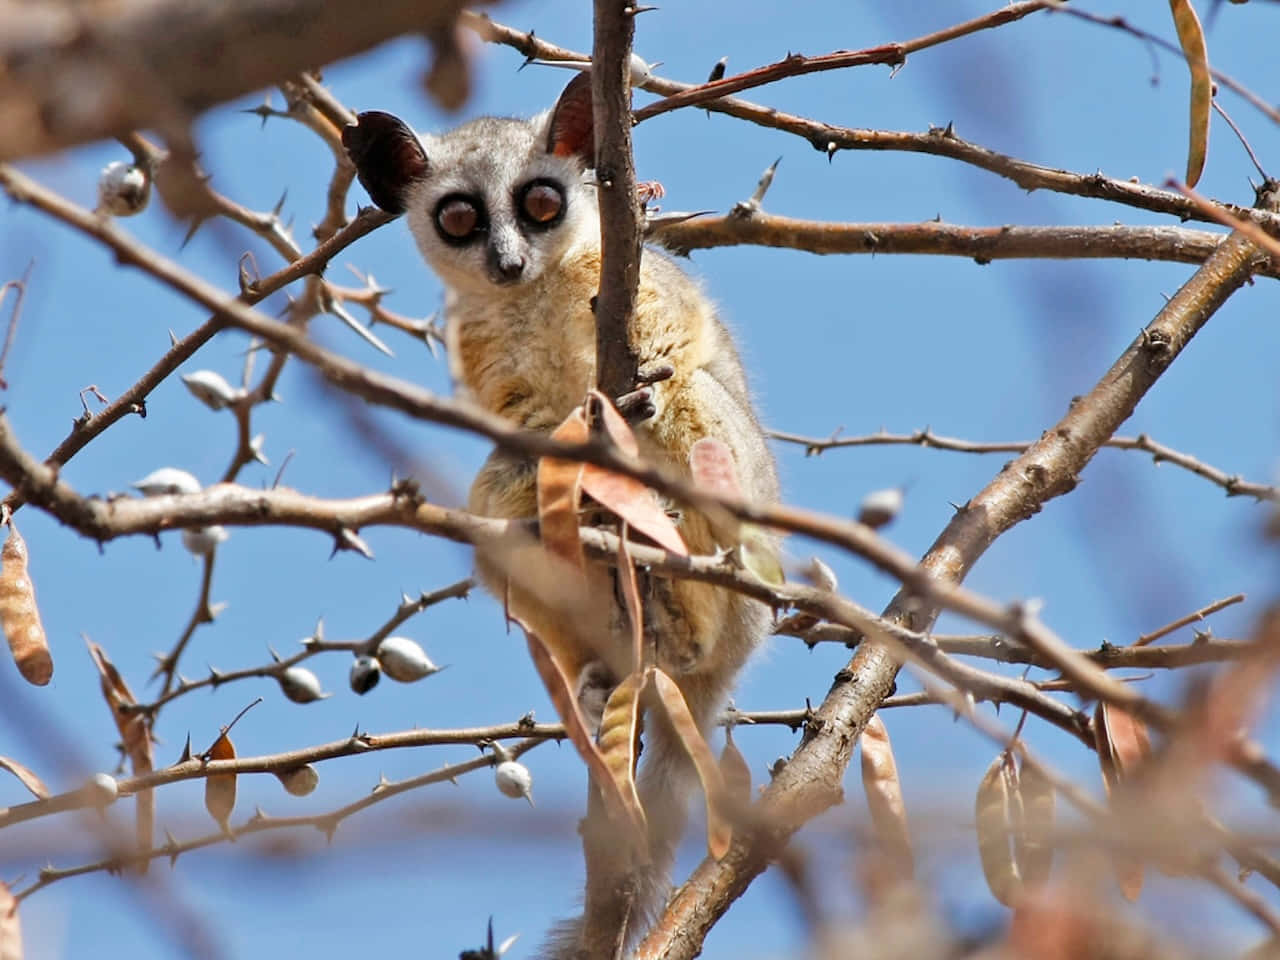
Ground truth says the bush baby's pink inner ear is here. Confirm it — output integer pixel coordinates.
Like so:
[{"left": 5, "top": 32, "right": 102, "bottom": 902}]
[
  {"left": 546, "top": 71, "right": 595, "bottom": 164},
  {"left": 342, "top": 111, "right": 429, "bottom": 214}
]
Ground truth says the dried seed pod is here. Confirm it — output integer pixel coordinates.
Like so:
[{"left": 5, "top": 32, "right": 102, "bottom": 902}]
[
  {"left": 494, "top": 760, "right": 534, "bottom": 806},
  {"left": 803, "top": 556, "right": 838, "bottom": 592},
  {"left": 0, "top": 756, "right": 49, "bottom": 800},
  {"left": 719, "top": 728, "right": 752, "bottom": 808},
  {"left": 349, "top": 655, "right": 380, "bottom": 695},
  {"left": 97, "top": 160, "right": 150, "bottom": 216},
  {"left": 277, "top": 666, "right": 328, "bottom": 704},
  {"left": 857, "top": 486, "right": 904, "bottom": 530},
  {"left": 181, "top": 370, "right": 244, "bottom": 411},
  {"left": 1013, "top": 760, "right": 1056, "bottom": 891},
  {"left": 274, "top": 764, "right": 320, "bottom": 797},
  {"left": 181, "top": 525, "right": 229, "bottom": 557},
  {"left": 375, "top": 636, "right": 440, "bottom": 683},
  {"left": 1, "top": 523, "right": 52, "bottom": 686},
  {"left": 1094, "top": 702, "right": 1151, "bottom": 901},
  {"left": 976, "top": 755, "right": 1022, "bottom": 907},
  {"left": 132, "top": 467, "right": 201, "bottom": 497},
  {"left": 204, "top": 730, "right": 237, "bottom": 838},
  {"left": 859, "top": 714, "right": 913, "bottom": 878}
]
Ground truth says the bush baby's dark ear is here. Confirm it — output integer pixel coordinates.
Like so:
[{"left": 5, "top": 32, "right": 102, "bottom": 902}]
[
  {"left": 342, "top": 111, "right": 429, "bottom": 214},
  {"left": 546, "top": 71, "right": 594, "bottom": 164}
]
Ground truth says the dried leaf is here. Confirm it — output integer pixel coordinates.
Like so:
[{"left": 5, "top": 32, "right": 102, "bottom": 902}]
[
  {"left": 204, "top": 730, "right": 237, "bottom": 839},
  {"left": 589, "top": 388, "right": 641, "bottom": 458},
  {"left": 719, "top": 728, "right": 752, "bottom": 808},
  {"left": 522, "top": 628, "right": 647, "bottom": 847},
  {"left": 537, "top": 406, "right": 589, "bottom": 571},
  {"left": 86, "top": 641, "right": 153, "bottom": 872},
  {"left": 0, "top": 882, "right": 21, "bottom": 960},
  {"left": 650, "top": 668, "right": 732, "bottom": 859},
  {"left": 1013, "top": 760, "right": 1056, "bottom": 891},
  {"left": 597, "top": 671, "right": 646, "bottom": 834},
  {"left": 1, "top": 523, "right": 52, "bottom": 686},
  {"left": 1169, "top": 0, "right": 1211, "bottom": 187},
  {"left": 1094, "top": 703, "right": 1151, "bottom": 900},
  {"left": 976, "top": 755, "right": 1022, "bottom": 907},
  {"left": 859, "top": 715, "right": 914, "bottom": 878},
  {"left": 0, "top": 756, "right": 48, "bottom": 800}
]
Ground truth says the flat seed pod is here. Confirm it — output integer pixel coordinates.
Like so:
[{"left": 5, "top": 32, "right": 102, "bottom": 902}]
[
  {"left": 521, "top": 625, "right": 646, "bottom": 846},
  {"left": 597, "top": 671, "right": 645, "bottom": 832},
  {"left": 719, "top": 728, "right": 752, "bottom": 809},
  {"left": 204, "top": 731, "right": 237, "bottom": 838},
  {"left": 1094, "top": 702, "right": 1151, "bottom": 900},
  {"left": 1013, "top": 760, "right": 1056, "bottom": 891},
  {"left": 1, "top": 524, "right": 52, "bottom": 686},
  {"left": 859, "top": 715, "right": 914, "bottom": 878},
  {"left": 1169, "top": 0, "right": 1211, "bottom": 187},
  {"left": 651, "top": 668, "right": 732, "bottom": 859},
  {"left": 976, "top": 755, "right": 1022, "bottom": 908}
]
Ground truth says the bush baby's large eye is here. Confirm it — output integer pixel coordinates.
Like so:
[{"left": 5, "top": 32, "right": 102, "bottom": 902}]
[
  {"left": 521, "top": 182, "right": 563, "bottom": 224},
  {"left": 437, "top": 197, "right": 480, "bottom": 239}
]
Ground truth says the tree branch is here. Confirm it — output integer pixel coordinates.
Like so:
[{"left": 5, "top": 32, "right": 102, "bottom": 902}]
[
  {"left": 652, "top": 214, "right": 1280, "bottom": 281},
  {"left": 0, "top": 0, "right": 486, "bottom": 161}
]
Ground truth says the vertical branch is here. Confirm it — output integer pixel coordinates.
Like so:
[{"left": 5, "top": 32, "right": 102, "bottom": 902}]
[{"left": 591, "top": 0, "right": 643, "bottom": 401}]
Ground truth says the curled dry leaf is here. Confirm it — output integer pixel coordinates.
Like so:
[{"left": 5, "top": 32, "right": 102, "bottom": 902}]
[
  {"left": 1094, "top": 702, "right": 1152, "bottom": 901},
  {"left": 1, "top": 523, "right": 52, "bottom": 686},
  {"left": 86, "top": 641, "right": 153, "bottom": 872},
  {"left": 1169, "top": 0, "right": 1211, "bottom": 187},
  {"left": 597, "top": 671, "right": 646, "bottom": 833},
  {"left": 650, "top": 667, "right": 732, "bottom": 859},
  {"left": 521, "top": 626, "right": 646, "bottom": 848},
  {"left": 0, "top": 756, "right": 49, "bottom": 800},
  {"left": 0, "top": 881, "right": 21, "bottom": 960},
  {"left": 204, "top": 730, "right": 237, "bottom": 839},
  {"left": 719, "top": 727, "right": 752, "bottom": 809},
  {"left": 859, "top": 714, "right": 914, "bottom": 879},
  {"left": 537, "top": 406, "right": 589, "bottom": 571}
]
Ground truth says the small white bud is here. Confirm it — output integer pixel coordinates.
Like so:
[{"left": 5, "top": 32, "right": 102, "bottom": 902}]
[
  {"left": 274, "top": 764, "right": 320, "bottom": 797},
  {"left": 97, "top": 161, "right": 150, "bottom": 216},
  {"left": 349, "top": 655, "right": 381, "bottom": 695},
  {"left": 85, "top": 772, "right": 118, "bottom": 806},
  {"left": 277, "top": 666, "right": 328, "bottom": 704},
  {"left": 181, "top": 525, "right": 229, "bottom": 556},
  {"left": 133, "top": 467, "right": 201, "bottom": 496},
  {"left": 494, "top": 760, "right": 534, "bottom": 806},
  {"left": 857, "top": 486, "right": 904, "bottom": 530},
  {"left": 375, "top": 636, "right": 440, "bottom": 683},
  {"left": 803, "top": 556, "right": 838, "bottom": 592},
  {"left": 181, "top": 370, "right": 245, "bottom": 411}
]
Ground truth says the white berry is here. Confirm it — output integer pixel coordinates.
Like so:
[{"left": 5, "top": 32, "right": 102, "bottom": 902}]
[
  {"left": 494, "top": 760, "right": 534, "bottom": 806},
  {"left": 277, "top": 666, "right": 328, "bottom": 704},
  {"left": 349, "top": 655, "right": 380, "bottom": 695},
  {"left": 133, "top": 467, "right": 201, "bottom": 496},
  {"left": 375, "top": 636, "right": 440, "bottom": 683},
  {"left": 181, "top": 525, "right": 229, "bottom": 556},
  {"left": 97, "top": 161, "right": 150, "bottom": 216}
]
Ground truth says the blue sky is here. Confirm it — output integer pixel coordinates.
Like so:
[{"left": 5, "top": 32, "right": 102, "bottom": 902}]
[{"left": 3, "top": 1, "right": 1280, "bottom": 957}]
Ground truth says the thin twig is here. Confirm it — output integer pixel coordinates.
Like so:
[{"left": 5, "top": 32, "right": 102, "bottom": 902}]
[
  {"left": 1137, "top": 593, "right": 1246, "bottom": 647},
  {"left": 767, "top": 427, "right": 1280, "bottom": 503}
]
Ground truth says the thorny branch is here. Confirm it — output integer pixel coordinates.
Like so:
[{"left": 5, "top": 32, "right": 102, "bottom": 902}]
[
  {"left": 768, "top": 427, "right": 1280, "bottom": 503},
  {"left": 467, "top": 14, "right": 1280, "bottom": 237}
]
